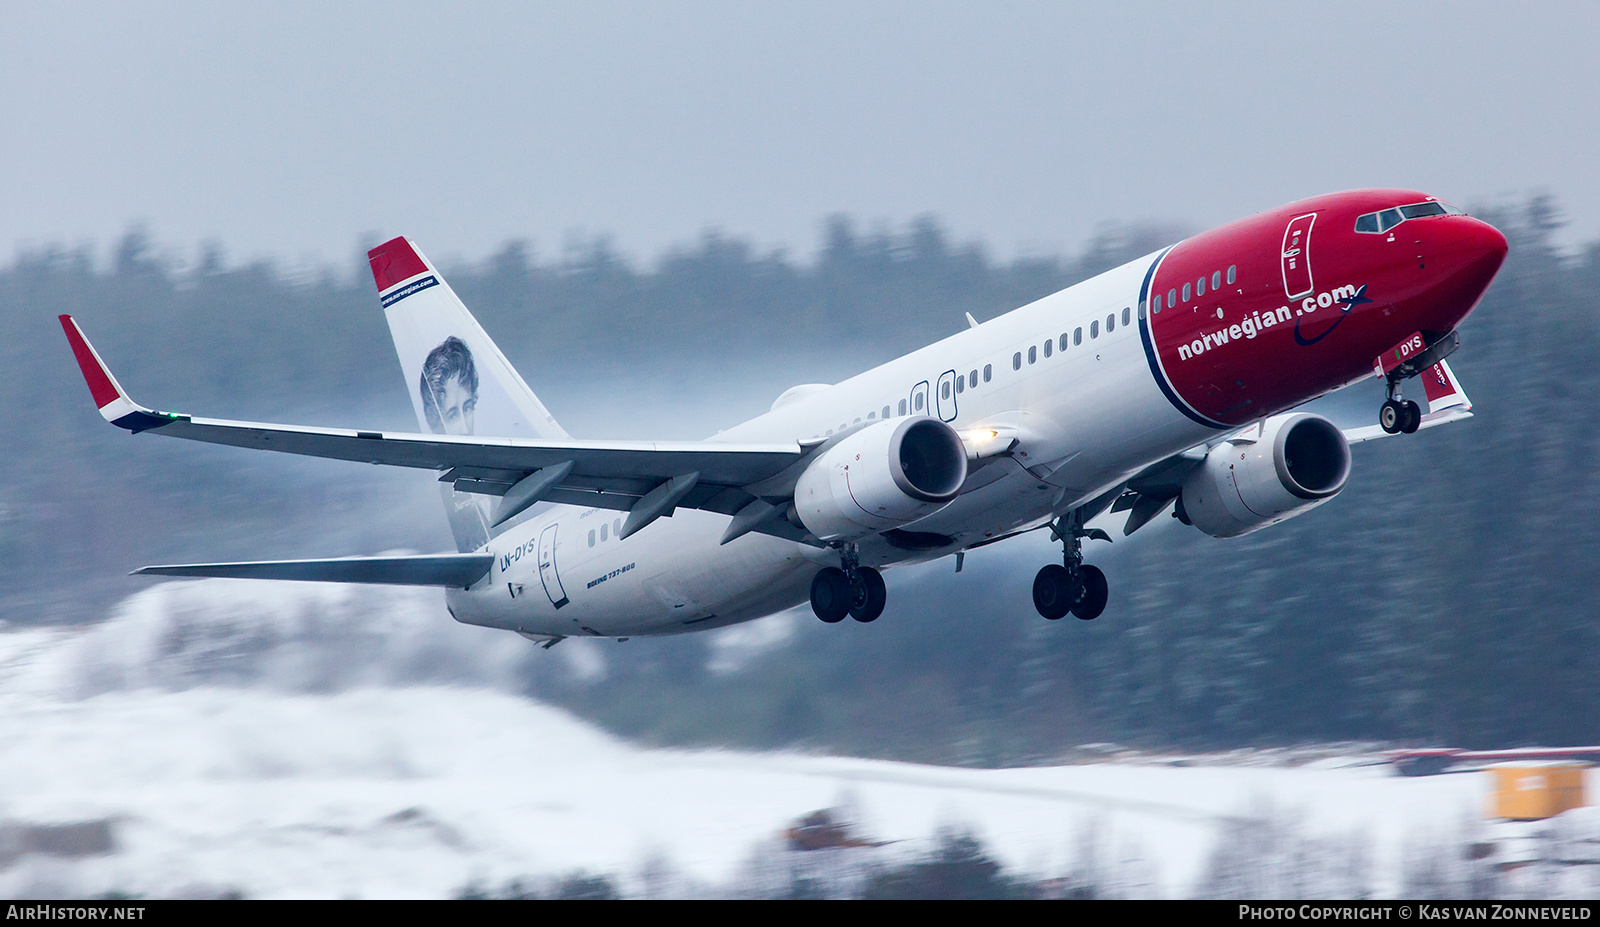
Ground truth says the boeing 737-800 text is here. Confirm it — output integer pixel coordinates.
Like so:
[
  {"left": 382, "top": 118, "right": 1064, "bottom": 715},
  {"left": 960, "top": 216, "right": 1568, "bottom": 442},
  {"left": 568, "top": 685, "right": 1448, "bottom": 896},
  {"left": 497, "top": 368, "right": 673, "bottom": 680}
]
[{"left": 62, "top": 189, "right": 1507, "bottom": 645}]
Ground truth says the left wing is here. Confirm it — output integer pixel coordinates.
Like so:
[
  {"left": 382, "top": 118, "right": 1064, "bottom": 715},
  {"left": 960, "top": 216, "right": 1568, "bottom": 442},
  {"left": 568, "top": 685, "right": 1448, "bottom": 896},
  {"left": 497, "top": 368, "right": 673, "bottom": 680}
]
[{"left": 62, "top": 315, "right": 809, "bottom": 541}]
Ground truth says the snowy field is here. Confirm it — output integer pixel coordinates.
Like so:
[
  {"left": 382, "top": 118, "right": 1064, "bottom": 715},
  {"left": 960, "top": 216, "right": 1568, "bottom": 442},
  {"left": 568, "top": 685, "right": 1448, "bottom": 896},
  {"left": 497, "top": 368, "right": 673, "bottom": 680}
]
[{"left": 0, "top": 579, "right": 1568, "bottom": 899}]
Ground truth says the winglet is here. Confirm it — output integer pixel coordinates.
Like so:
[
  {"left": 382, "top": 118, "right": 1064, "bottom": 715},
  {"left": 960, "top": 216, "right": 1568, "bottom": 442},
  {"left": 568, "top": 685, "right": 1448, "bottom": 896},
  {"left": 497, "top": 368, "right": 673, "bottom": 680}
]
[{"left": 58, "top": 315, "right": 181, "bottom": 433}]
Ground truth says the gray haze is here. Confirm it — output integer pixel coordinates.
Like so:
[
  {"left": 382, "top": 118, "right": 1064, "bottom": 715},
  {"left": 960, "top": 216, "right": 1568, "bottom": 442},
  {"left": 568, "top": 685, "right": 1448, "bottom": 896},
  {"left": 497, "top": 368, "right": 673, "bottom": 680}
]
[{"left": 3, "top": 1, "right": 1598, "bottom": 268}]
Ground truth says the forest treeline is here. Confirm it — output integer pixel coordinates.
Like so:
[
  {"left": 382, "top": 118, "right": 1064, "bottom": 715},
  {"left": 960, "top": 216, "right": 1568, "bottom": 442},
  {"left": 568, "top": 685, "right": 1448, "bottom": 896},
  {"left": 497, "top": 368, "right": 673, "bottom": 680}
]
[{"left": 4, "top": 200, "right": 1597, "bottom": 755}]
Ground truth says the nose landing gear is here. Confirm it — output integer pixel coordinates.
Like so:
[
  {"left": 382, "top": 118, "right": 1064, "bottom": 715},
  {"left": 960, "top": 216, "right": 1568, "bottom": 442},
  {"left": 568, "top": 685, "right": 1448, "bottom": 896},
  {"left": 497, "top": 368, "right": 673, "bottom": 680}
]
[
  {"left": 1380, "top": 383, "right": 1421, "bottom": 435},
  {"left": 810, "top": 544, "right": 887, "bottom": 623},
  {"left": 1033, "top": 514, "right": 1111, "bottom": 621},
  {"left": 1378, "top": 330, "right": 1461, "bottom": 434}
]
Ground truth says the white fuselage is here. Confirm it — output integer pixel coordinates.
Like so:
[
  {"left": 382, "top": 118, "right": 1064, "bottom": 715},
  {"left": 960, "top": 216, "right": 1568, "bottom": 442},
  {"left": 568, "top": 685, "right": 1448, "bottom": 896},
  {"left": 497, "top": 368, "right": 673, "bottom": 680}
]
[{"left": 448, "top": 248, "right": 1214, "bottom": 639}]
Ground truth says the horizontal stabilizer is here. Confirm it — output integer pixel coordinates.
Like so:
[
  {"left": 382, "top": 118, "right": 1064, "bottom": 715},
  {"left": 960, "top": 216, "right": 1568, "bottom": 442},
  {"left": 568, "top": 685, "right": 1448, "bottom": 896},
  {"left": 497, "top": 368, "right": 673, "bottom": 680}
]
[{"left": 133, "top": 554, "right": 495, "bottom": 587}]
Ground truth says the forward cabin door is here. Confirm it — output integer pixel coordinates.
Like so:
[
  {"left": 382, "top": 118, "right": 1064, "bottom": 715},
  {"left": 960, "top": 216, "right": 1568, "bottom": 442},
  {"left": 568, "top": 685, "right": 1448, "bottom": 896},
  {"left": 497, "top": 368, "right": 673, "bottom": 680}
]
[{"left": 1281, "top": 213, "right": 1317, "bottom": 299}]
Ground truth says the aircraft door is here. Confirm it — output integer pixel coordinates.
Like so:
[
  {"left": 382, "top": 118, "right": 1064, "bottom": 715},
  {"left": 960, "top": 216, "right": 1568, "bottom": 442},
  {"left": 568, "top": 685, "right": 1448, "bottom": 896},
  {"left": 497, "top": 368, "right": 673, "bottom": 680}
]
[
  {"left": 1281, "top": 213, "right": 1317, "bottom": 299},
  {"left": 537, "top": 522, "right": 569, "bottom": 609},
  {"left": 909, "top": 380, "right": 930, "bottom": 417},
  {"left": 935, "top": 369, "right": 958, "bottom": 422}
]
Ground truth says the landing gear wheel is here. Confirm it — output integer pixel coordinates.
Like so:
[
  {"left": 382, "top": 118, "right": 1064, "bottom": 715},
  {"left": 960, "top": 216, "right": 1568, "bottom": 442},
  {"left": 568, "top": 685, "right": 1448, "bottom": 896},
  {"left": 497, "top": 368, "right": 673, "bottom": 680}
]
[
  {"left": 1033, "top": 564, "right": 1073, "bottom": 620},
  {"left": 1380, "top": 399, "right": 1404, "bottom": 435},
  {"left": 1070, "top": 565, "right": 1108, "bottom": 620},
  {"left": 1399, "top": 400, "right": 1422, "bottom": 434},
  {"left": 849, "top": 567, "right": 886, "bottom": 623},
  {"left": 810, "top": 567, "right": 851, "bottom": 623}
]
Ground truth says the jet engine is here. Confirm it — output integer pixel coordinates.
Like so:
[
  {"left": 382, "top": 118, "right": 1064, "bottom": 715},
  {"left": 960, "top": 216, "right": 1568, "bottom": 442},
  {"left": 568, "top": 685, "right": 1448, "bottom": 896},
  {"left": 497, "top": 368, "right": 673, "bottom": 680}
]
[
  {"left": 794, "top": 417, "right": 968, "bottom": 541},
  {"left": 1178, "top": 412, "right": 1351, "bottom": 539}
]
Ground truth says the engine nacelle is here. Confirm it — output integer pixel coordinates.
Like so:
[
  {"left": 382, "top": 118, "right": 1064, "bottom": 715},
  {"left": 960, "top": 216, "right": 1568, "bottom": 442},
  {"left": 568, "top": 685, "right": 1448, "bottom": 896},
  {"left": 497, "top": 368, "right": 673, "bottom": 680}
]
[
  {"left": 794, "top": 417, "right": 968, "bottom": 541},
  {"left": 1179, "top": 412, "right": 1351, "bottom": 539}
]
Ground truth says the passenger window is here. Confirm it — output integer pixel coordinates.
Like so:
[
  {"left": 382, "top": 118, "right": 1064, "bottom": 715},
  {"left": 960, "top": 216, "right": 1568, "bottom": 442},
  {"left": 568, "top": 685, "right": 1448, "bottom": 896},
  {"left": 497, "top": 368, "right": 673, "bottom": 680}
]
[
  {"left": 600, "top": 523, "right": 608, "bottom": 542},
  {"left": 969, "top": 369, "right": 978, "bottom": 385},
  {"left": 1059, "top": 333, "right": 1068, "bottom": 350},
  {"left": 955, "top": 377, "right": 964, "bottom": 394},
  {"left": 1227, "top": 265, "right": 1237, "bottom": 284},
  {"left": 1106, "top": 314, "right": 1115, "bottom": 332},
  {"left": 1090, "top": 321, "right": 1099, "bottom": 339},
  {"left": 868, "top": 411, "right": 876, "bottom": 420},
  {"left": 913, "top": 395, "right": 923, "bottom": 412},
  {"left": 1043, "top": 340, "right": 1052, "bottom": 358},
  {"left": 1013, "top": 352, "right": 1022, "bottom": 370},
  {"left": 1168, "top": 288, "right": 1177, "bottom": 306},
  {"left": 983, "top": 364, "right": 992, "bottom": 382},
  {"left": 899, "top": 400, "right": 907, "bottom": 415},
  {"left": 1073, "top": 327, "right": 1082, "bottom": 346},
  {"left": 1153, "top": 293, "right": 1162, "bottom": 311},
  {"left": 1183, "top": 283, "right": 1191, "bottom": 302},
  {"left": 1212, "top": 271, "right": 1221, "bottom": 290},
  {"left": 588, "top": 529, "right": 596, "bottom": 548},
  {"left": 940, "top": 381, "right": 950, "bottom": 399},
  {"left": 1196, "top": 276, "right": 1205, "bottom": 297},
  {"left": 1027, "top": 345, "right": 1037, "bottom": 364},
  {"left": 883, "top": 405, "right": 891, "bottom": 418},
  {"left": 1122, "top": 307, "right": 1131, "bottom": 326},
  {"left": 614, "top": 518, "right": 622, "bottom": 534}
]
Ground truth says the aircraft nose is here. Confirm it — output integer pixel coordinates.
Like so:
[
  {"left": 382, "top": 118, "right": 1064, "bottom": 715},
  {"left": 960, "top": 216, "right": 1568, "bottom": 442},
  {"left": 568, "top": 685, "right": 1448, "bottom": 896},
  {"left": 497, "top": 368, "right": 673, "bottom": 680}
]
[
  {"left": 1457, "top": 216, "right": 1509, "bottom": 267},
  {"left": 1411, "top": 215, "right": 1508, "bottom": 333}
]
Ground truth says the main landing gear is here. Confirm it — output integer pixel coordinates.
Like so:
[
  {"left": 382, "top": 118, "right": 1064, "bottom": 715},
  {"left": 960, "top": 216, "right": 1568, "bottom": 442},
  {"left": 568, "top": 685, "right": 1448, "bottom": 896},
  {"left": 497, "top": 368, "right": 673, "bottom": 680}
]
[
  {"left": 810, "top": 545, "right": 886, "bottom": 624},
  {"left": 1033, "top": 514, "right": 1110, "bottom": 621},
  {"left": 1380, "top": 379, "right": 1422, "bottom": 435}
]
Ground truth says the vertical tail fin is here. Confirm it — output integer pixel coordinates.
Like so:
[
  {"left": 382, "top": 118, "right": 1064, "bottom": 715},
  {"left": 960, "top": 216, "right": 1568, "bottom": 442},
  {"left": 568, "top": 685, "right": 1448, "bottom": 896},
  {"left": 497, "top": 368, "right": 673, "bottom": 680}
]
[
  {"left": 367, "top": 236, "right": 568, "bottom": 441},
  {"left": 367, "top": 236, "right": 567, "bottom": 551}
]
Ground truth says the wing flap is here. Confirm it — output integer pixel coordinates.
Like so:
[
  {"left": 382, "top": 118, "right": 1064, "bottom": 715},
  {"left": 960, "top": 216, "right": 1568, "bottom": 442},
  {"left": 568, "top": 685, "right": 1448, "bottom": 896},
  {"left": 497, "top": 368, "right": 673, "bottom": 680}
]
[{"left": 133, "top": 554, "right": 496, "bottom": 587}]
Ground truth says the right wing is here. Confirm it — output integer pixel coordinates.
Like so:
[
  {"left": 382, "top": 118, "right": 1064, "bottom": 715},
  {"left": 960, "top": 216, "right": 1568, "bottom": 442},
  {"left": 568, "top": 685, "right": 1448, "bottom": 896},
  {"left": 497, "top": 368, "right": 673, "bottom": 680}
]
[
  {"left": 1341, "top": 359, "right": 1473, "bottom": 444},
  {"left": 1110, "top": 358, "right": 1476, "bottom": 535},
  {"left": 61, "top": 315, "right": 811, "bottom": 542}
]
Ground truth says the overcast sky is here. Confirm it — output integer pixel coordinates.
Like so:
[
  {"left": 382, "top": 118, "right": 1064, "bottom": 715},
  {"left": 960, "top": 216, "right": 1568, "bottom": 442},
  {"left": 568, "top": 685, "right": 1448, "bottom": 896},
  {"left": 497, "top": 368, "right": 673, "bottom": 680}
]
[{"left": 3, "top": 1, "right": 1596, "bottom": 271}]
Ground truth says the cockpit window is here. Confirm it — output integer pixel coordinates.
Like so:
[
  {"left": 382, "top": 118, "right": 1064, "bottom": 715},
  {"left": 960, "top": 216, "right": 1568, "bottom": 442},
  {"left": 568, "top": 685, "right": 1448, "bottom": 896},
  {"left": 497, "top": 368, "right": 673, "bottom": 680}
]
[
  {"left": 1400, "top": 202, "right": 1447, "bottom": 220},
  {"left": 1355, "top": 200, "right": 1457, "bottom": 234}
]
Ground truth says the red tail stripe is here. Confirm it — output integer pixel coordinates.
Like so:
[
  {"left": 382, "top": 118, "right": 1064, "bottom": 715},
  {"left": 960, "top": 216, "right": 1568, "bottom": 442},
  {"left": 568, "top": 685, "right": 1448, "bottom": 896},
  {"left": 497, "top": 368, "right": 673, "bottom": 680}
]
[
  {"left": 367, "top": 237, "right": 428, "bottom": 292},
  {"left": 59, "top": 315, "right": 121, "bottom": 408}
]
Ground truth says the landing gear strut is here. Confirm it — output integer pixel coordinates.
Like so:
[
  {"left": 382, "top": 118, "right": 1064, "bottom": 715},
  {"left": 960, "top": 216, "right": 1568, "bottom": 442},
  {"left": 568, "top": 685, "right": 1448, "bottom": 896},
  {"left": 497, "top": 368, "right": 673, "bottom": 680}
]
[
  {"left": 1033, "top": 513, "right": 1110, "bottom": 621},
  {"left": 1380, "top": 378, "right": 1421, "bottom": 435},
  {"left": 811, "top": 544, "right": 886, "bottom": 624}
]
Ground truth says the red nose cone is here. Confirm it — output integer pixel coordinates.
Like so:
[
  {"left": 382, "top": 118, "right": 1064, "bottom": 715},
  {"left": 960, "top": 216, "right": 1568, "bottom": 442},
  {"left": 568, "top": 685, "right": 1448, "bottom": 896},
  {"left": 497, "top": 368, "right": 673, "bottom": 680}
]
[
  {"left": 1423, "top": 216, "right": 1508, "bottom": 333},
  {"left": 1463, "top": 216, "right": 1509, "bottom": 270}
]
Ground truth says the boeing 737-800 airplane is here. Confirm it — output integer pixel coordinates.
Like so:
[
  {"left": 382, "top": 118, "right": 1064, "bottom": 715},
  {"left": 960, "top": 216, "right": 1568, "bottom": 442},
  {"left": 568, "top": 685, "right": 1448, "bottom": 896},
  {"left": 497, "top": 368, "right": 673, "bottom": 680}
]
[{"left": 62, "top": 189, "right": 1507, "bottom": 645}]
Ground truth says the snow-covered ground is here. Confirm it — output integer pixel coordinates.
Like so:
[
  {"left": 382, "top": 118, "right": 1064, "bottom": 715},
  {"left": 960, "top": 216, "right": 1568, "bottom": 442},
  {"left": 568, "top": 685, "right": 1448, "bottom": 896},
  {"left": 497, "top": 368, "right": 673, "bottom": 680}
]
[{"left": 0, "top": 579, "right": 1574, "bottom": 898}]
